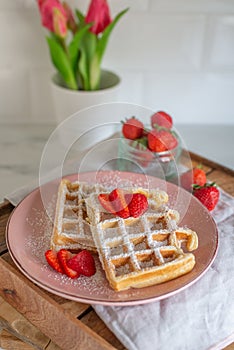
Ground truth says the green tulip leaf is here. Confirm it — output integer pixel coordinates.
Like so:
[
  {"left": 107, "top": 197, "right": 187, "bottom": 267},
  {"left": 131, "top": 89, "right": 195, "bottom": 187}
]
[
  {"left": 89, "top": 54, "right": 101, "bottom": 90},
  {"left": 46, "top": 36, "right": 77, "bottom": 90},
  {"left": 78, "top": 48, "right": 90, "bottom": 90},
  {"left": 82, "top": 31, "right": 97, "bottom": 64},
  {"left": 78, "top": 31, "right": 97, "bottom": 90},
  {"left": 96, "top": 8, "right": 129, "bottom": 64},
  {"left": 68, "top": 24, "right": 91, "bottom": 75},
  {"left": 75, "top": 9, "right": 85, "bottom": 25}
]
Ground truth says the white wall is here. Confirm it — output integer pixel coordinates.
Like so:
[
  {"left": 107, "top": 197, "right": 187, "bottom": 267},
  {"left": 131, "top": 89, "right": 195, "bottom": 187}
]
[{"left": 0, "top": 0, "right": 234, "bottom": 124}]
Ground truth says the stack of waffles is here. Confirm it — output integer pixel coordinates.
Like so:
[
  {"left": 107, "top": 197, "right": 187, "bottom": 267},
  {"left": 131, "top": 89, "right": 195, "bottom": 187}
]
[{"left": 51, "top": 179, "right": 198, "bottom": 291}]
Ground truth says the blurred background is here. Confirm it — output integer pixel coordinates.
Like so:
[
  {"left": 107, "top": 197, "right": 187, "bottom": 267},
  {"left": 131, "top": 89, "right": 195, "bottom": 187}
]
[
  {"left": 0, "top": 0, "right": 233, "bottom": 200},
  {"left": 1, "top": 0, "right": 234, "bottom": 124}
]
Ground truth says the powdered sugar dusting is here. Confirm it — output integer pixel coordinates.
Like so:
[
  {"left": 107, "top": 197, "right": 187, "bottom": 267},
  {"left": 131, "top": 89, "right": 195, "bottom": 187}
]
[
  {"left": 40, "top": 254, "right": 117, "bottom": 296},
  {"left": 24, "top": 197, "right": 121, "bottom": 296},
  {"left": 26, "top": 207, "right": 54, "bottom": 260},
  {"left": 23, "top": 177, "right": 166, "bottom": 298},
  {"left": 95, "top": 171, "right": 151, "bottom": 190}
]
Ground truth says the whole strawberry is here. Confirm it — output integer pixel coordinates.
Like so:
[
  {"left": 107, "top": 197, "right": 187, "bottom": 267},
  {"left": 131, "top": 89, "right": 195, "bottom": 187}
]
[
  {"left": 122, "top": 117, "right": 144, "bottom": 140},
  {"left": 147, "top": 129, "right": 178, "bottom": 152},
  {"left": 180, "top": 167, "right": 207, "bottom": 192},
  {"left": 151, "top": 111, "right": 173, "bottom": 129},
  {"left": 193, "top": 183, "right": 219, "bottom": 211}
]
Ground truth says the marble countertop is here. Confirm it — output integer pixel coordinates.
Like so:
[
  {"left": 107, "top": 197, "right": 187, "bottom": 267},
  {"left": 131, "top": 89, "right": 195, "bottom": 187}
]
[
  {"left": 0, "top": 123, "right": 233, "bottom": 202},
  {"left": 0, "top": 124, "right": 54, "bottom": 202}
]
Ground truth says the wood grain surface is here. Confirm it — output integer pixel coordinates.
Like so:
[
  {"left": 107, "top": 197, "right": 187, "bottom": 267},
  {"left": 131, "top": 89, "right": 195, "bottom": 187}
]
[{"left": 0, "top": 152, "right": 233, "bottom": 350}]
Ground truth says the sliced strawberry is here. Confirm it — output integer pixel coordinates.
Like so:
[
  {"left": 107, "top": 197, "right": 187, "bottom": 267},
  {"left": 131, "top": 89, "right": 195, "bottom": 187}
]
[
  {"left": 147, "top": 129, "right": 178, "bottom": 153},
  {"left": 124, "top": 193, "right": 134, "bottom": 206},
  {"left": 122, "top": 117, "right": 144, "bottom": 140},
  {"left": 151, "top": 111, "right": 173, "bottom": 129},
  {"left": 98, "top": 193, "right": 116, "bottom": 214},
  {"left": 67, "top": 250, "right": 96, "bottom": 277},
  {"left": 193, "top": 183, "right": 219, "bottom": 211},
  {"left": 109, "top": 188, "right": 130, "bottom": 219},
  {"left": 45, "top": 250, "right": 64, "bottom": 273},
  {"left": 128, "top": 193, "right": 148, "bottom": 218},
  {"left": 57, "top": 249, "right": 79, "bottom": 279}
]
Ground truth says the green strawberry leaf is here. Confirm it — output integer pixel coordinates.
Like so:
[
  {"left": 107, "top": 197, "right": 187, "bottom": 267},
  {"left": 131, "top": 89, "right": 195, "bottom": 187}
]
[
  {"left": 95, "top": 8, "right": 129, "bottom": 64},
  {"left": 46, "top": 36, "right": 77, "bottom": 90},
  {"left": 131, "top": 137, "right": 148, "bottom": 150},
  {"left": 193, "top": 182, "right": 217, "bottom": 191}
]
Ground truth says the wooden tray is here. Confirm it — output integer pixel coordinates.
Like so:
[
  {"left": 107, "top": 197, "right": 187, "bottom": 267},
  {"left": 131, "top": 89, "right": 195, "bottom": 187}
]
[{"left": 0, "top": 152, "right": 234, "bottom": 350}]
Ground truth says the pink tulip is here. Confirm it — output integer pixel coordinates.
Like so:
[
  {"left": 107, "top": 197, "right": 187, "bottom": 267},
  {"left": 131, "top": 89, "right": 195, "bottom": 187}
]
[
  {"left": 38, "top": 0, "right": 67, "bottom": 33},
  {"left": 38, "top": 0, "right": 46, "bottom": 11},
  {"left": 85, "top": 0, "right": 112, "bottom": 35},
  {"left": 53, "top": 8, "right": 67, "bottom": 38}
]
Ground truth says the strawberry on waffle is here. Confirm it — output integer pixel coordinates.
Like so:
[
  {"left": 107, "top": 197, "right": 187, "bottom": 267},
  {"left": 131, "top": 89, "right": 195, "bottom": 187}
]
[
  {"left": 51, "top": 180, "right": 169, "bottom": 252},
  {"left": 50, "top": 179, "right": 198, "bottom": 291}
]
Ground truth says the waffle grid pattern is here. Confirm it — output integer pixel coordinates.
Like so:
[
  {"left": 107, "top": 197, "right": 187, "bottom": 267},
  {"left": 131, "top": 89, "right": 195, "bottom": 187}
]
[
  {"left": 51, "top": 179, "right": 198, "bottom": 291},
  {"left": 94, "top": 211, "right": 198, "bottom": 290},
  {"left": 51, "top": 180, "right": 107, "bottom": 250}
]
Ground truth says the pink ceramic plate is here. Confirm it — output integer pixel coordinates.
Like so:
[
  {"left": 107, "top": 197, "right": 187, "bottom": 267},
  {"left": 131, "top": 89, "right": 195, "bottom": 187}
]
[{"left": 6, "top": 171, "right": 218, "bottom": 306}]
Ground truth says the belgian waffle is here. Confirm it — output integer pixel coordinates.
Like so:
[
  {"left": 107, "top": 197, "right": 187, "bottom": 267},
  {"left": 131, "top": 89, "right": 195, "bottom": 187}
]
[
  {"left": 85, "top": 187, "right": 169, "bottom": 226},
  {"left": 51, "top": 179, "right": 108, "bottom": 251},
  {"left": 51, "top": 179, "right": 198, "bottom": 291},
  {"left": 92, "top": 211, "right": 198, "bottom": 291},
  {"left": 51, "top": 180, "right": 169, "bottom": 251}
]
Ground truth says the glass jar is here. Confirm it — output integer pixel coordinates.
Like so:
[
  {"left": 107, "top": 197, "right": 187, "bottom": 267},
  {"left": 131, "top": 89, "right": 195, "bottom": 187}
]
[{"left": 117, "top": 132, "right": 182, "bottom": 180}]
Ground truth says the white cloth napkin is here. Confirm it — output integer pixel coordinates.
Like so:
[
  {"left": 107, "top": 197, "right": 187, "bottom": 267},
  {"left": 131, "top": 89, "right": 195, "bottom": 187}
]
[{"left": 5, "top": 186, "right": 234, "bottom": 350}]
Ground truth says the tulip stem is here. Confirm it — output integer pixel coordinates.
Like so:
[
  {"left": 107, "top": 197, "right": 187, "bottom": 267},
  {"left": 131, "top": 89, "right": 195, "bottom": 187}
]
[{"left": 59, "top": 37, "right": 68, "bottom": 55}]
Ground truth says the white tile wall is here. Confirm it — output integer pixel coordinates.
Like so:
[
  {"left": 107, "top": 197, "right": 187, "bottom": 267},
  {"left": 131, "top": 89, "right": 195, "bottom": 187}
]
[
  {"left": 0, "top": 10, "right": 49, "bottom": 68},
  {"left": 70, "top": 0, "right": 149, "bottom": 13},
  {"left": 0, "top": 0, "right": 234, "bottom": 124},
  {"left": 141, "top": 72, "right": 234, "bottom": 124},
  {"left": 29, "top": 67, "right": 56, "bottom": 123},
  {"left": 104, "top": 13, "right": 206, "bottom": 71},
  {"left": 206, "top": 15, "right": 234, "bottom": 69},
  {"left": 0, "top": 69, "right": 31, "bottom": 122},
  {"left": 0, "top": 0, "right": 36, "bottom": 10},
  {"left": 150, "top": 0, "right": 234, "bottom": 14}
]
